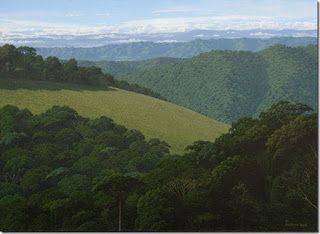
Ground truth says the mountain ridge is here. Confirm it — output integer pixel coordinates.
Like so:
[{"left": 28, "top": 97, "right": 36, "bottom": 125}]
[
  {"left": 2, "top": 29, "right": 316, "bottom": 48},
  {"left": 35, "top": 37, "right": 317, "bottom": 61},
  {"left": 117, "top": 44, "right": 317, "bottom": 123}
]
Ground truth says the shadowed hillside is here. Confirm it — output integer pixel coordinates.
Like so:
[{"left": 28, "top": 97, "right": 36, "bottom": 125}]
[{"left": 117, "top": 44, "right": 317, "bottom": 123}]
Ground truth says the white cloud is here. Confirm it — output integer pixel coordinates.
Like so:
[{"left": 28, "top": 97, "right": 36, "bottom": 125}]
[
  {"left": 88, "top": 34, "right": 126, "bottom": 39},
  {"left": 0, "top": 15, "right": 316, "bottom": 43},
  {"left": 249, "top": 32, "right": 283, "bottom": 37},
  {"left": 0, "top": 39, "right": 45, "bottom": 44},
  {"left": 194, "top": 34, "right": 204, "bottom": 38},
  {"left": 120, "top": 16, "right": 316, "bottom": 34},
  {"left": 154, "top": 40, "right": 181, "bottom": 43},
  {"left": 108, "top": 39, "right": 146, "bottom": 44}
]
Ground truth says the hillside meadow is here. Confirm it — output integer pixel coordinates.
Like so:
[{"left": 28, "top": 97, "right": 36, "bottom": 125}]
[{"left": 0, "top": 79, "right": 229, "bottom": 154}]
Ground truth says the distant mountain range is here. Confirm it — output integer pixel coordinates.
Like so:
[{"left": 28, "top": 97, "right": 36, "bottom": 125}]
[
  {"left": 117, "top": 44, "right": 317, "bottom": 123},
  {"left": 0, "top": 29, "right": 316, "bottom": 48},
  {"left": 36, "top": 36, "right": 317, "bottom": 61}
]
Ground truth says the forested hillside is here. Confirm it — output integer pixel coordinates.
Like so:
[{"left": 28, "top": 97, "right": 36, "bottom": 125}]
[
  {"left": 36, "top": 37, "right": 317, "bottom": 61},
  {"left": 118, "top": 44, "right": 317, "bottom": 123},
  {"left": 78, "top": 57, "right": 186, "bottom": 76},
  {"left": 0, "top": 101, "right": 317, "bottom": 231},
  {"left": 0, "top": 44, "right": 165, "bottom": 100}
]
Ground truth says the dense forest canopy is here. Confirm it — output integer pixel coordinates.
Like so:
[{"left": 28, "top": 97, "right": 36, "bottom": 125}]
[
  {"left": 76, "top": 57, "right": 186, "bottom": 76},
  {"left": 35, "top": 37, "right": 317, "bottom": 61},
  {"left": 0, "top": 101, "right": 317, "bottom": 231},
  {"left": 117, "top": 44, "right": 317, "bottom": 123},
  {"left": 0, "top": 44, "right": 165, "bottom": 100}
]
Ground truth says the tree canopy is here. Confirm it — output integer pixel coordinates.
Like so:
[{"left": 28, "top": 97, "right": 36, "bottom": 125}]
[
  {"left": 117, "top": 44, "right": 317, "bottom": 123},
  {"left": 0, "top": 101, "right": 317, "bottom": 231},
  {"left": 0, "top": 44, "right": 165, "bottom": 100}
]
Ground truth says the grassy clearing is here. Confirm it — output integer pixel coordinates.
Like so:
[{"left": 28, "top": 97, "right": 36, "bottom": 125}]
[{"left": 0, "top": 79, "right": 230, "bottom": 154}]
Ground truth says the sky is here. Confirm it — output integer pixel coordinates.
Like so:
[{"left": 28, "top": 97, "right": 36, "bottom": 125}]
[{"left": 0, "top": 0, "right": 317, "bottom": 44}]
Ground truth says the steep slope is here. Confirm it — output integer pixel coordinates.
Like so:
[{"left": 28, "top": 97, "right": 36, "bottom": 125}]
[
  {"left": 117, "top": 44, "right": 317, "bottom": 123},
  {"left": 78, "top": 57, "right": 186, "bottom": 76},
  {"left": 36, "top": 37, "right": 317, "bottom": 61},
  {"left": 255, "top": 44, "right": 318, "bottom": 115},
  {"left": 0, "top": 79, "right": 230, "bottom": 154}
]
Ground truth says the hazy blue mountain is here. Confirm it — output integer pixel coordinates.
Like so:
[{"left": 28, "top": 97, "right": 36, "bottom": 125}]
[
  {"left": 1, "top": 29, "right": 316, "bottom": 48},
  {"left": 35, "top": 37, "right": 317, "bottom": 61}
]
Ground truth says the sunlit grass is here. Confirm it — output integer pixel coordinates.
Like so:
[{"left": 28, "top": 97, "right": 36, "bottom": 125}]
[{"left": 0, "top": 79, "right": 230, "bottom": 154}]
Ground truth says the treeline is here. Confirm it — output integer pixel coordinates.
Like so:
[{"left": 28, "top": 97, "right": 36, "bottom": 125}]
[
  {"left": 0, "top": 101, "right": 317, "bottom": 231},
  {"left": 114, "top": 80, "right": 165, "bottom": 100},
  {"left": 0, "top": 45, "right": 114, "bottom": 87},
  {"left": 117, "top": 44, "right": 317, "bottom": 123},
  {"left": 0, "top": 44, "right": 165, "bottom": 100}
]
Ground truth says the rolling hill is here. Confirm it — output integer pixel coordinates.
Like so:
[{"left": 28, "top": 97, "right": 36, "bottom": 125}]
[
  {"left": 36, "top": 37, "right": 317, "bottom": 61},
  {"left": 117, "top": 44, "right": 317, "bottom": 123},
  {"left": 0, "top": 78, "right": 230, "bottom": 154},
  {"left": 77, "top": 57, "right": 186, "bottom": 76}
]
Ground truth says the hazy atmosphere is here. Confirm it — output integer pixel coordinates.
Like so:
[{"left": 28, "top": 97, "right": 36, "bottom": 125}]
[{"left": 0, "top": 0, "right": 317, "bottom": 47}]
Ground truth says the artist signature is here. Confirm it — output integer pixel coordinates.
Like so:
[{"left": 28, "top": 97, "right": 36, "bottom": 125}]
[{"left": 285, "top": 220, "right": 307, "bottom": 227}]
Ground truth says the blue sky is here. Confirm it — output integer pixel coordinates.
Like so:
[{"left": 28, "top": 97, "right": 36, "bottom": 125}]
[
  {"left": 0, "top": 0, "right": 317, "bottom": 40},
  {"left": 1, "top": 0, "right": 316, "bottom": 24}
]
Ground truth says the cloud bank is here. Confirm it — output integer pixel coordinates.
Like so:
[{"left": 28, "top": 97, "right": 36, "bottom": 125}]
[
  {"left": 0, "top": 13, "right": 316, "bottom": 47},
  {"left": 0, "top": 15, "right": 316, "bottom": 38}
]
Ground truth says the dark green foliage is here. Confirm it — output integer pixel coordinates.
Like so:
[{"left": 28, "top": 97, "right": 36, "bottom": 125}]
[
  {"left": 58, "top": 174, "right": 91, "bottom": 195},
  {"left": 54, "top": 128, "right": 82, "bottom": 149},
  {"left": 72, "top": 156, "right": 102, "bottom": 177},
  {"left": 137, "top": 101, "right": 317, "bottom": 232},
  {"left": 135, "top": 188, "right": 174, "bottom": 231},
  {"left": 118, "top": 44, "right": 317, "bottom": 123},
  {"left": 0, "top": 45, "right": 114, "bottom": 87},
  {"left": 3, "top": 155, "right": 34, "bottom": 175},
  {"left": 114, "top": 80, "right": 166, "bottom": 100},
  {"left": 0, "top": 132, "right": 28, "bottom": 147},
  {"left": 79, "top": 57, "right": 186, "bottom": 76},
  {"left": 0, "top": 44, "right": 165, "bottom": 100},
  {"left": 0, "top": 105, "right": 171, "bottom": 231},
  {"left": 30, "top": 105, "right": 85, "bottom": 132},
  {"left": 36, "top": 37, "right": 317, "bottom": 61},
  {"left": 0, "top": 102, "right": 317, "bottom": 231},
  {"left": 0, "top": 182, "right": 21, "bottom": 197},
  {"left": 259, "top": 100, "right": 313, "bottom": 132},
  {"left": 20, "top": 166, "right": 51, "bottom": 195}
]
